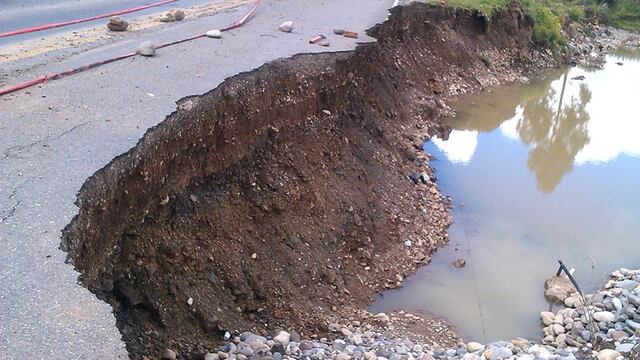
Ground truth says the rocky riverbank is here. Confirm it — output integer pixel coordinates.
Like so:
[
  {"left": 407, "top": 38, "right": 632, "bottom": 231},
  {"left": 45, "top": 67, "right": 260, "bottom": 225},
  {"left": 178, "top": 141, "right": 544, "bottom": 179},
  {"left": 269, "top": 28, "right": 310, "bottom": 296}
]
[
  {"left": 156, "top": 268, "right": 639, "bottom": 360},
  {"left": 568, "top": 22, "right": 640, "bottom": 67}
]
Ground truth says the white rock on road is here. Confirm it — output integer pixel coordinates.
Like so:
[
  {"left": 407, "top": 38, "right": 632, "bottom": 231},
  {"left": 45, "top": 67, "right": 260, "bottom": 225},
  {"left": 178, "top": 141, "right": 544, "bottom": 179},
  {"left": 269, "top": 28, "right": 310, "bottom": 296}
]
[
  {"left": 279, "top": 20, "right": 294, "bottom": 32},
  {"left": 206, "top": 30, "right": 223, "bottom": 38},
  {"left": 137, "top": 41, "right": 156, "bottom": 56}
]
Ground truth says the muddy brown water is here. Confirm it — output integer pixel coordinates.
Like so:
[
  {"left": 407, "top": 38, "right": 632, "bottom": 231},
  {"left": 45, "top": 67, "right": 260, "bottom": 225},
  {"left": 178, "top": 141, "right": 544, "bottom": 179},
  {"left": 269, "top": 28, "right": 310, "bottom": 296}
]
[{"left": 371, "top": 50, "right": 640, "bottom": 343}]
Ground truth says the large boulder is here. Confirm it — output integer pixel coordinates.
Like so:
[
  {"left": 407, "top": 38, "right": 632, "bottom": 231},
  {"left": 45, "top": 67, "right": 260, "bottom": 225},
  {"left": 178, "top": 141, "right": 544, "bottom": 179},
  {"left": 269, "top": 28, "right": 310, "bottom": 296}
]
[{"left": 544, "top": 276, "right": 576, "bottom": 303}]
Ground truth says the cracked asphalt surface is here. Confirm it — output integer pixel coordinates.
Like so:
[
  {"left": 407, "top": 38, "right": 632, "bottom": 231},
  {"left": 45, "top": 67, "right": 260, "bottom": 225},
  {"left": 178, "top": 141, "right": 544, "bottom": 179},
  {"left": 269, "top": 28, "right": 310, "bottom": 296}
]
[{"left": 0, "top": 0, "right": 395, "bottom": 358}]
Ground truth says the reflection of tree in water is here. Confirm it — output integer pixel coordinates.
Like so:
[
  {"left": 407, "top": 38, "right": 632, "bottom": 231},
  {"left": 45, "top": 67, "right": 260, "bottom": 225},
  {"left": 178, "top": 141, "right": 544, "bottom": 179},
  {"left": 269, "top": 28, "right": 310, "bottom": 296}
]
[
  {"left": 450, "top": 70, "right": 592, "bottom": 192},
  {"left": 518, "top": 75, "right": 592, "bottom": 192}
]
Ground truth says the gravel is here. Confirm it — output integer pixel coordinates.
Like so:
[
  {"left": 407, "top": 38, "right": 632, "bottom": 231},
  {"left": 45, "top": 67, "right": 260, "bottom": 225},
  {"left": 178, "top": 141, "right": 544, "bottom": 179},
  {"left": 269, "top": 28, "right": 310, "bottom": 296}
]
[{"left": 193, "top": 268, "right": 640, "bottom": 360}]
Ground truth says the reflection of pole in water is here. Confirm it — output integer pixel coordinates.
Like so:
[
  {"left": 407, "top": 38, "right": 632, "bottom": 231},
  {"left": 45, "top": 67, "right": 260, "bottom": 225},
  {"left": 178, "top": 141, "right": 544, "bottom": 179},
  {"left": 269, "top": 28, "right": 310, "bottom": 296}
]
[
  {"left": 551, "top": 71, "right": 569, "bottom": 136},
  {"left": 456, "top": 203, "right": 488, "bottom": 342}
]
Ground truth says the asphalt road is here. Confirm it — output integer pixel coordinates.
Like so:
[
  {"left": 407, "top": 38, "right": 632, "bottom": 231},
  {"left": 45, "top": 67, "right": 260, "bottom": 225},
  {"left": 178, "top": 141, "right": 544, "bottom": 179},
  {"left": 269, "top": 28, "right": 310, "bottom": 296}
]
[
  {"left": 0, "top": 0, "right": 394, "bottom": 358},
  {"left": 0, "top": 0, "right": 213, "bottom": 45}
]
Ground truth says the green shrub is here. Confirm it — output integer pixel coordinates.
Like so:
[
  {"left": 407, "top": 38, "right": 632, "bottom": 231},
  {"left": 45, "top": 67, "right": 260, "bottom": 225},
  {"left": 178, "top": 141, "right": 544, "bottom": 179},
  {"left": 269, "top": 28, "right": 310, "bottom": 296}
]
[
  {"left": 605, "top": 0, "right": 640, "bottom": 30},
  {"left": 522, "top": 0, "right": 566, "bottom": 47},
  {"left": 568, "top": 5, "right": 585, "bottom": 22},
  {"left": 423, "top": 0, "right": 639, "bottom": 47},
  {"left": 425, "top": 0, "right": 510, "bottom": 19}
]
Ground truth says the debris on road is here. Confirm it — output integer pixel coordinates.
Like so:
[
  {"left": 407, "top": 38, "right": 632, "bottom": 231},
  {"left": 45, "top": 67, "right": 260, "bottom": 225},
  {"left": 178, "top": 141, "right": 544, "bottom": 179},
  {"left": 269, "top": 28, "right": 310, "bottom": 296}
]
[
  {"left": 173, "top": 9, "right": 185, "bottom": 21},
  {"left": 333, "top": 28, "right": 345, "bottom": 35},
  {"left": 159, "top": 12, "right": 175, "bottom": 22},
  {"left": 205, "top": 29, "right": 222, "bottom": 38},
  {"left": 107, "top": 17, "right": 128, "bottom": 32},
  {"left": 453, "top": 258, "right": 466, "bottom": 268},
  {"left": 0, "top": 0, "right": 263, "bottom": 96},
  {"left": 137, "top": 41, "right": 156, "bottom": 56},
  {"left": 159, "top": 9, "right": 185, "bottom": 22},
  {"left": 279, "top": 20, "right": 293, "bottom": 33},
  {"left": 0, "top": 0, "right": 180, "bottom": 38},
  {"left": 318, "top": 39, "right": 330, "bottom": 47},
  {"left": 309, "top": 35, "right": 325, "bottom": 44},
  {"left": 343, "top": 30, "right": 359, "bottom": 39}
]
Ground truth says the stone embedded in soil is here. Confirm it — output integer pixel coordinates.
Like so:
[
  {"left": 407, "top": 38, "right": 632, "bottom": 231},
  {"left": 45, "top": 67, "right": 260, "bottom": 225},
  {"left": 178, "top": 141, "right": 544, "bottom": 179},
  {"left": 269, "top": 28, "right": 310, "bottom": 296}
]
[
  {"left": 207, "top": 271, "right": 217, "bottom": 284},
  {"left": 161, "top": 349, "right": 177, "bottom": 360},
  {"left": 273, "top": 331, "right": 290, "bottom": 346},
  {"left": 373, "top": 312, "right": 390, "bottom": 326}
]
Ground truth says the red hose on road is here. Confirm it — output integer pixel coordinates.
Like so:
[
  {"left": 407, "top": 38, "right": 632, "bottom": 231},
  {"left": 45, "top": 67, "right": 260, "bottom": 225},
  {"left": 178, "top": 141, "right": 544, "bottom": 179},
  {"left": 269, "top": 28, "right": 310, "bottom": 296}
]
[
  {"left": 0, "top": 0, "right": 261, "bottom": 96},
  {"left": 0, "top": 0, "right": 180, "bottom": 39}
]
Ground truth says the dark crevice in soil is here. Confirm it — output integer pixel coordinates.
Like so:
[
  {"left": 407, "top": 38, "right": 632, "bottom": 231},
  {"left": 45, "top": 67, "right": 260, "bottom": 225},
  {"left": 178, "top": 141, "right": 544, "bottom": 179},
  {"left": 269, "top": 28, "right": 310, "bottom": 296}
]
[{"left": 61, "top": 3, "right": 559, "bottom": 359}]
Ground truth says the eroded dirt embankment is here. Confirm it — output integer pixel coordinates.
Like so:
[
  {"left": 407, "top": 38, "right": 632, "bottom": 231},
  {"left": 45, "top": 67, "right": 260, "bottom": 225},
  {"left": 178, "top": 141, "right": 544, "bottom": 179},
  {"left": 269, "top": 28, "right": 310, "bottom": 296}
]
[{"left": 62, "top": 3, "right": 559, "bottom": 359}]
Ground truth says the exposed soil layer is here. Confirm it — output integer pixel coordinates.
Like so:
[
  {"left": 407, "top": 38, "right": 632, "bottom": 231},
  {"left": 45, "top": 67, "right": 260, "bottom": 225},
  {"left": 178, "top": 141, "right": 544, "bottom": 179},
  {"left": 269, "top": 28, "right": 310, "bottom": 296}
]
[{"left": 62, "top": 3, "right": 559, "bottom": 359}]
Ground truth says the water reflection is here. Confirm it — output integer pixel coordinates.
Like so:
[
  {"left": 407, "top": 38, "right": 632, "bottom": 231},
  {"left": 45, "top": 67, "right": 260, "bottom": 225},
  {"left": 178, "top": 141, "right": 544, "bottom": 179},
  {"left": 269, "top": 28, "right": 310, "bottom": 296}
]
[
  {"left": 434, "top": 51, "right": 640, "bottom": 192},
  {"left": 523, "top": 76, "right": 591, "bottom": 192},
  {"left": 371, "top": 52, "right": 640, "bottom": 342}
]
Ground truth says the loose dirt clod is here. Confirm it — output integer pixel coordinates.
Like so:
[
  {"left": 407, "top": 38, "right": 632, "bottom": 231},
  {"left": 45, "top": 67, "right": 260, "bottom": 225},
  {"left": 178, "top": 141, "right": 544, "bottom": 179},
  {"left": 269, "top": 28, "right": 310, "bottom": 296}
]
[
  {"left": 107, "top": 17, "right": 129, "bottom": 32},
  {"left": 158, "top": 12, "right": 175, "bottom": 22}
]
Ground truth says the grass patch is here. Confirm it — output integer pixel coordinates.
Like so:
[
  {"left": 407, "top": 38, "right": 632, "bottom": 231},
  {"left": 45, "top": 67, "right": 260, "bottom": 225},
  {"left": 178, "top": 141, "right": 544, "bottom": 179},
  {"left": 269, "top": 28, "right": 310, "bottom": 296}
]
[
  {"left": 424, "top": 0, "right": 640, "bottom": 49},
  {"left": 424, "top": 0, "right": 566, "bottom": 47},
  {"left": 602, "top": 0, "right": 640, "bottom": 30},
  {"left": 424, "top": 0, "right": 511, "bottom": 18},
  {"left": 522, "top": 0, "right": 566, "bottom": 47}
]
